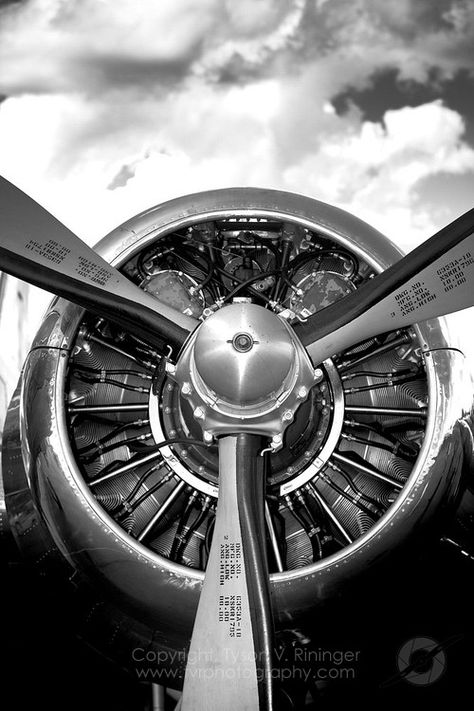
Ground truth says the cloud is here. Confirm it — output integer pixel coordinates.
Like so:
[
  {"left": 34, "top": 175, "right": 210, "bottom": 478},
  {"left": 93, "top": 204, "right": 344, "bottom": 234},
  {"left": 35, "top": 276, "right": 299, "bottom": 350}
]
[
  {"left": 282, "top": 101, "right": 474, "bottom": 249},
  {"left": 3, "top": 1, "right": 472, "bottom": 98},
  {"left": 0, "top": 0, "right": 303, "bottom": 96},
  {"left": 297, "top": 0, "right": 474, "bottom": 83},
  {"left": 0, "top": 0, "right": 473, "bottom": 252},
  {"left": 0, "top": 0, "right": 220, "bottom": 95}
]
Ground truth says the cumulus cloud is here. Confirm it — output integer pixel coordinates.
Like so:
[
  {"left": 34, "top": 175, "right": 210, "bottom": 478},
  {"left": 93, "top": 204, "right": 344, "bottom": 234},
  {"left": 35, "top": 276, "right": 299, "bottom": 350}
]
[
  {"left": 0, "top": 0, "right": 302, "bottom": 95},
  {"left": 282, "top": 101, "right": 474, "bottom": 249},
  {"left": 2, "top": 0, "right": 473, "bottom": 97},
  {"left": 0, "top": 0, "right": 216, "bottom": 92},
  {"left": 0, "top": 0, "right": 473, "bottom": 251},
  {"left": 297, "top": 0, "right": 474, "bottom": 83}
]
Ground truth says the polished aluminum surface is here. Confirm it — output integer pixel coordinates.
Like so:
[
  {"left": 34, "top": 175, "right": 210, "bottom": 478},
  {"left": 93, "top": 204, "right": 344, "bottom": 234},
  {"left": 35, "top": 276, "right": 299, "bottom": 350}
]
[
  {"left": 193, "top": 303, "right": 294, "bottom": 407},
  {"left": 3, "top": 186, "right": 473, "bottom": 686},
  {"left": 278, "top": 359, "right": 345, "bottom": 496},
  {"left": 148, "top": 386, "right": 219, "bottom": 497},
  {"left": 172, "top": 302, "right": 316, "bottom": 448}
]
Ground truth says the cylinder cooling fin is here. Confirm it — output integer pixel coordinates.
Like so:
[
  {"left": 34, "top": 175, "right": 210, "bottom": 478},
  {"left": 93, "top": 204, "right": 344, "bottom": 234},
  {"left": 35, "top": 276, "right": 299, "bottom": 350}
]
[
  {"left": 3, "top": 188, "right": 472, "bottom": 683},
  {"left": 66, "top": 219, "right": 428, "bottom": 574}
]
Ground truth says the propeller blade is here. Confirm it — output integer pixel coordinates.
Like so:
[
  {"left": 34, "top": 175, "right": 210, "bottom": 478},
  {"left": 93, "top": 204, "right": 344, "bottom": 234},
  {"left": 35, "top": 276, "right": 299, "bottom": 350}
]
[
  {"left": 0, "top": 177, "right": 197, "bottom": 352},
  {"left": 294, "top": 208, "right": 474, "bottom": 364},
  {"left": 181, "top": 434, "right": 274, "bottom": 711}
]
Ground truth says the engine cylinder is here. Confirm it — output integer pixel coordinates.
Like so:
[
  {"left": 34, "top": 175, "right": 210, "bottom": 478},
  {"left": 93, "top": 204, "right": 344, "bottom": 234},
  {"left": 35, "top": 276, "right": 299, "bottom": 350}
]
[{"left": 2, "top": 187, "right": 473, "bottom": 687}]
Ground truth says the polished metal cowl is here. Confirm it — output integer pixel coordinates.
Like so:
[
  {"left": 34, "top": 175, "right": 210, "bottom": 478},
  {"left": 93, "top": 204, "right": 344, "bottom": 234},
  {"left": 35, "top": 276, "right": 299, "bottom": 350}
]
[{"left": 2, "top": 187, "right": 473, "bottom": 687}]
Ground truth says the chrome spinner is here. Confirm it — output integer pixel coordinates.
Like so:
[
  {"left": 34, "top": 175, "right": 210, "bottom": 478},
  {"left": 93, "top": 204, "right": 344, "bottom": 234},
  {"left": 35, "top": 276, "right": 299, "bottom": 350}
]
[{"left": 167, "top": 302, "right": 320, "bottom": 450}]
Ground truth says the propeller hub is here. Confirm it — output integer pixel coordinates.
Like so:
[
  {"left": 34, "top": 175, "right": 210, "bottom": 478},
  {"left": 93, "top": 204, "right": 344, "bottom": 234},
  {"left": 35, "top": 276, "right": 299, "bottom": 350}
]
[
  {"left": 193, "top": 303, "right": 294, "bottom": 407},
  {"left": 172, "top": 302, "right": 316, "bottom": 448}
]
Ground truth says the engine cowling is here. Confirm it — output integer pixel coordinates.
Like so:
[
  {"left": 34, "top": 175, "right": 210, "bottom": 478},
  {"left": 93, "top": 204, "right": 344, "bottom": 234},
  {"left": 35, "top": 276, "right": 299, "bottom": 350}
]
[{"left": 2, "top": 188, "right": 473, "bottom": 685}]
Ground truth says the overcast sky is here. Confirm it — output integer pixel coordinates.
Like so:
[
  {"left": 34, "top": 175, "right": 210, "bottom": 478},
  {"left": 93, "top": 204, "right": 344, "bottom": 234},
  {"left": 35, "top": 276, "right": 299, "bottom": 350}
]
[{"left": 0, "top": 0, "right": 473, "bottom": 351}]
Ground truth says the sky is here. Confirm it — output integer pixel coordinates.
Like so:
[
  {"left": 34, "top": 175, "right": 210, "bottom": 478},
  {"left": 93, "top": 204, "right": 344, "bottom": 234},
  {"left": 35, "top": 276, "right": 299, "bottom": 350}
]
[{"left": 0, "top": 0, "right": 473, "bottom": 350}]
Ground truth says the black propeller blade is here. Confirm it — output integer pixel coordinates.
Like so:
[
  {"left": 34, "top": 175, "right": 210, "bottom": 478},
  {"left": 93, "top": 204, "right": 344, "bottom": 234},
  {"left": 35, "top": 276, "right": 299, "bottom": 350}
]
[{"left": 0, "top": 177, "right": 197, "bottom": 352}]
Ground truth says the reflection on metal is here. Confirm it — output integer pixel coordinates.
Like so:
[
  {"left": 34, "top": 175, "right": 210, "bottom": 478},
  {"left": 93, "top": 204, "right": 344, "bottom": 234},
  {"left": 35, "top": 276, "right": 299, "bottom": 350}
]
[
  {"left": 172, "top": 301, "right": 317, "bottom": 450},
  {"left": 332, "top": 452, "right": 404, "bottom": 490},
  {"left": 278, "top": 359, "right": 344, "bottom": 496},
  {"left": 151, "top": 684, "right": 166, "bottom": 711},
  {"left": 1, "top": 188, "right": 473, "bottom": 693},
  {"left": 265, "top": 501, "right": 284, "bottom": 573},
  {"left": 137, "top": 480, "right": 186, "bottom": 542},
  {"left": 0, "top": 274, "right": 48, "bottom": 541},
  {"left": 148, "top": 388, "right": 219, "bottom": 498},
  {"left": 69, "top": 402, "right": 149, "bottom": 415},
  {"left": 0, "top": 275, "right": 34, "bottom": 425}
]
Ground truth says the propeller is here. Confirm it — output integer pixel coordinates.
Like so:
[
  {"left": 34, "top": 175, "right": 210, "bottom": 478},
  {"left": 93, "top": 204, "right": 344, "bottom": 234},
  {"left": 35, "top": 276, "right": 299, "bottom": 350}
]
[
  {"left": 0, "top": 177, "right": 197, "bottom": 352},
  {"left": 2, "top": 179, "right": 474, "bottom": 710},
  {"left": 178, "top": 207, "right": 474, "bottom": 710},
  {"left": 181, "top": 434, "right": 273, "bottom": 711},
  {"left": 294, "top": 207, "right": 474, "bottom": 365}
]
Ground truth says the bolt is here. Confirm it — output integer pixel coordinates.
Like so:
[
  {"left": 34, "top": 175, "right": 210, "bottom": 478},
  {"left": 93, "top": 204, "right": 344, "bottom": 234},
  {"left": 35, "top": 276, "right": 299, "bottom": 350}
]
[
  {"left": 297, "top": 386, "right": 308, "bottom": 399},
  {"left": 193, "top": 407, "right": 205, "bottom": 420},
  {"left": 167, "top": 383, "right": 174, "bottom": 392},
  {"left": 168, "top": 429, "right": 177, "bottom": 437},
  {"left": 282, "top": 410, "right": 293, "bottom": 422},
  {"left": 166, "top": 362, "right": 176, "bottom": 376},
  {"left": 314, "top": 368, "right": 324, "bottom": 382},
  {"left": 271, "top": 437, "right": 283, "bottom": 452},
  {"left": 203, "top": 431, "right": 213, "bottom": 443},
  {"left": 181, "top": 382, "right": 192, "bottom": 396}
]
